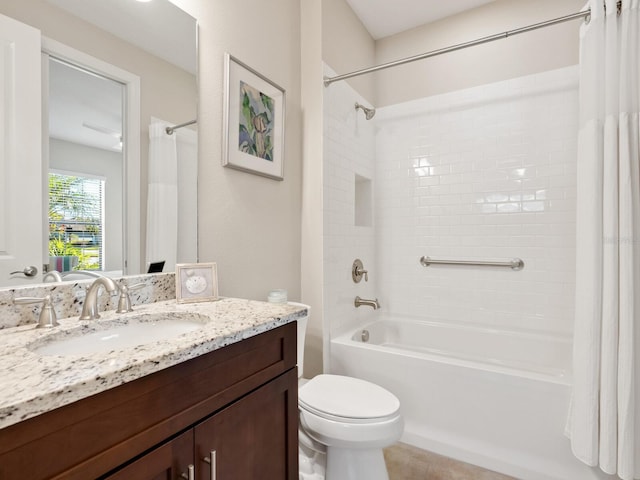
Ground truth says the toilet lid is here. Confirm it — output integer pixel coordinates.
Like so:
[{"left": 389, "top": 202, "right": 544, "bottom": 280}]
[{"left": 299, "top": 374, "right": 400, "bottom": 420}]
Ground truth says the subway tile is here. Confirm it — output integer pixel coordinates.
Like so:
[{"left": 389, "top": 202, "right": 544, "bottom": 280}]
[{"left": 326, "top": 64, "right": 577, "bottom": 340}]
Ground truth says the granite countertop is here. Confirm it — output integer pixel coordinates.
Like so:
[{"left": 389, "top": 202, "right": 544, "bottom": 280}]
[{"left": 0, "top": 298, "right": 305, "bottom": 430}]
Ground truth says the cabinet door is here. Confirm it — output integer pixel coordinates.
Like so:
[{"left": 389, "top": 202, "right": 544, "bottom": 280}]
[
  {"left": 103, "top": 430, "right": 194, "bottom": 480},
  {"left": 195, "top": 369, "right": 298, "bottom": 480}
]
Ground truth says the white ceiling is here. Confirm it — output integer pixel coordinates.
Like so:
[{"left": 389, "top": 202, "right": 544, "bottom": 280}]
[
  {"left": 48, "top": 59, "right": 124, "bottom": 152},
  {"left": 345, "top": 0, "right": 497, "bottom": 39}
]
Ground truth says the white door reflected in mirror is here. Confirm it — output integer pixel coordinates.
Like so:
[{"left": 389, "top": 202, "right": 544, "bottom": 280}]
[{"left": 0, "top": 14, "right": 43, "bottom": 287}]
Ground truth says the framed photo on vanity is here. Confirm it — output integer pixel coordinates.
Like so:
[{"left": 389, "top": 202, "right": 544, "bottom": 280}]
[
  {"left": 175, "top": 262, "right": 219, "bottom": 304},
  {"left": 222, "top": 52, "right": 285, "bottom": 180}
]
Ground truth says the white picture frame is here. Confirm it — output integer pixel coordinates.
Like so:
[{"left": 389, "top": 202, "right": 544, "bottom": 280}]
[
  {"left": 175, "top": 262, "right": 219, "bottom": 304},
  {"left": 222, "top": 53, "right": 285, "bottom": 180}
]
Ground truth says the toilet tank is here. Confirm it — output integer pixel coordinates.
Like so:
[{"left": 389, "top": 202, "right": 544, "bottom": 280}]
[{"left": 287, "top": 302, "right": 309, "bottom": 378}]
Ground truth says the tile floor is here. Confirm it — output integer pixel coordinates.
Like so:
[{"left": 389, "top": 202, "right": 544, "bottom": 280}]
[{"left": 384, "top": 443, "right": 517, "bottom": 480}]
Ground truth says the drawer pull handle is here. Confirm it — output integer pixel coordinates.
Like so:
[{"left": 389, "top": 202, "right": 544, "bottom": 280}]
[
  {"left": 179, "top": 464, "right": 194, "bottom": 480},
  {"left": 202, "top": 451, "right": 217, "bottom": 479}
]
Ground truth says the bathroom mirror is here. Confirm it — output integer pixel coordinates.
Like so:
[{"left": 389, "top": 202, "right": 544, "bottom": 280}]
[{"left": 0, "top": 0, "right": 197, "bottom": 287}]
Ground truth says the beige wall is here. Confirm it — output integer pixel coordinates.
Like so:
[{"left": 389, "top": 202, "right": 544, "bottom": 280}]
[
  {"left": 300, "top": 0, "right": 325, "bottom": 377},
  {"left": 0, "top": 0, "right": 197, "bottom": 273},
  {"left": 310, "top": 0, "right": 376, "bottom": 375},
  {"left": 170, "top": 0, "right": 302, "bottom": 302},
  {"left": 321, "top": 0, "right": 376, "bottom": 105},
  {"left": 375, "top": 0, "right": 585, "bottom": 106}
]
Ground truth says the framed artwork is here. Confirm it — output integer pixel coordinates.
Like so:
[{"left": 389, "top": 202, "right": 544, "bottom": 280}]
[
  {"left": 175, "top": 262, "right": 218, "bottom": 304},
  {"left": 223, "top": 53, "right": 285, "bottom": 180}
]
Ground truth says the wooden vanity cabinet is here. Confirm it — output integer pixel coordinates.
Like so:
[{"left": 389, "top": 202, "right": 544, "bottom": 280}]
[
  {"left": 103, "top": 369, "right": 298, "bottom": 480},
  {"left": 0, "top": 322, "right": 298, "bottom": 480},
  {"left": 194, "top": 369, "right": 296, "bottom": 480},
  {"left": 103, "top": 429, "right": 193, "bottom": 480}
]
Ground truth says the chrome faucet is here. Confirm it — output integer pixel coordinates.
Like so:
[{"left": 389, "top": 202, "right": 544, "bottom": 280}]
[
  {"left": 62, "top": 270, "right": 105, "bottom": 280},
  {"left": 354, "top": 296, "right": 380, "bottom": 310},
  {"left": 44, "top": 269, "right": 106, "bottom": 283},
  {"left": 42, "top": 271, "right": 63, "bottom": 282},
  {"left": 79, "top": 276, "right": 118, "bottom": 320}
]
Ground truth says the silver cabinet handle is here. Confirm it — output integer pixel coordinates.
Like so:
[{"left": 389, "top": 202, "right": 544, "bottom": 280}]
[
  {"left": 10, "top": 266, "right": 38, "bottom": 277},
  {"left": 202, "top": 450, "right": 217, "bottom": 480},
  {"left": 179, "top": 464, "right": 194, "bottom": 480}
]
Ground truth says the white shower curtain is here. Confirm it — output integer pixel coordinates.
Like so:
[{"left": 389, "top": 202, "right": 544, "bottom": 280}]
[
  {"left": 146, "top": 118, "right": 198, "bottom": 273},
  {"left": 147, "top": 119, "right": 178, "bottom": 272},
  {"left": 567, "top": 0, "right": 640, "bottom": 478}
]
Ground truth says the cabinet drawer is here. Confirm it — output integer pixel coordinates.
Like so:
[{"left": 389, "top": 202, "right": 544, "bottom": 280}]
[{"left": 0, "top": 322, "right": 296, "bottom": 480}]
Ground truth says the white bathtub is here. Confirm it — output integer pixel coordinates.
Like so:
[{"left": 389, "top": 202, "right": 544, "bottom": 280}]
[{"left": 330, "top": 319, "right": 608, "bottom": 480}]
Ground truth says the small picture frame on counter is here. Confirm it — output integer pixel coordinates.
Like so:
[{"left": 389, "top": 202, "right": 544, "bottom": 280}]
[{"left": 175, "top": 262, "right": 218, "bottom": 304}]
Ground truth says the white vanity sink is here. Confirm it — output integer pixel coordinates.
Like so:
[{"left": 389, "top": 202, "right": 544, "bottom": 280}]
[{"left": 30, "top": 312, "right": 208, "bottom": 356}]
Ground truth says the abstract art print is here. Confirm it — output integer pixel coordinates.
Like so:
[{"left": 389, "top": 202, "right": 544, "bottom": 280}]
[
  {"left": 239, "top": 81, "right": 275, "bottom": 161},
  {"left": 223, "top": 53, "right": 285, "bottom": 180}
]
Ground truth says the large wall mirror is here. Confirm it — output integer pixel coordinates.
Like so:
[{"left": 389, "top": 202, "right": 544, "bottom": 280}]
[{"left": 0, "top": 0, "right": 198, "bottom": 287}]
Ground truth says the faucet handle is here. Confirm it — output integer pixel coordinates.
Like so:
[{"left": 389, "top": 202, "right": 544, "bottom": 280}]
[
  {"left": 14, "top": 295, "right": 59, "bottom": 328},
  {"left": 352, "top": 259, "right": 369, "bottom": 283},
  {"left": 116, "top": 282, "right": 145, "bottom": 313}
]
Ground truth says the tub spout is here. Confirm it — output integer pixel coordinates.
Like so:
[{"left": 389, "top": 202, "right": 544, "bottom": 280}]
[{"left": 354, "top": 296, "right": 380, "bottom": 310}]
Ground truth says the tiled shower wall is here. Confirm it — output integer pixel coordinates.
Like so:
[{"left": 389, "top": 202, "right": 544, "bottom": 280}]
[
  {"left": 375, "top": 66, "right": 579, "bottom": 336},
  {"left": 323, "top": 65, "right": 377, "bottom": 337}
]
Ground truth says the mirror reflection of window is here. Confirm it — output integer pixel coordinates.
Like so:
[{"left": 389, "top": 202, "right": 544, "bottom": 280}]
[
  {"left": 47, "top": 57, "right": 124, "bottom": 274},
  {"left": 48, "top": 172, "right": 105, "bottom": 271}
]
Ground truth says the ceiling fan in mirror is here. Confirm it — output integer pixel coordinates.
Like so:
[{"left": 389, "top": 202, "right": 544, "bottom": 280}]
[{"left": 82, "top": 121, "right": 123, "bottom": 151}]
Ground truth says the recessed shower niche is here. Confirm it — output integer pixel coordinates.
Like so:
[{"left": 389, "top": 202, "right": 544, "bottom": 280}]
[{"left": 354, "top": 174, "right": 372, "bottom": 227}]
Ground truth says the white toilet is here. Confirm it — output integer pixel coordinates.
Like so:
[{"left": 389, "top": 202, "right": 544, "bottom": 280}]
[{"left": 292, "top": 303, "right": 403, "bottom": 480}]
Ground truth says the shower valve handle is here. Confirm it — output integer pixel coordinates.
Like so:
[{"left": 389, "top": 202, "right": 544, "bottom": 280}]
[
  {"left": 352, "top": 259, "right": 368, "bottom": 283},
  {"left": 359, "top": 268, "right": 369, "bottom": 282}
]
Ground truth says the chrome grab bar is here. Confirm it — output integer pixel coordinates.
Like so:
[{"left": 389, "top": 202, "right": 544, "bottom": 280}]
[{"left": 419, "top": 256, "right": 524, "bottom": 271}]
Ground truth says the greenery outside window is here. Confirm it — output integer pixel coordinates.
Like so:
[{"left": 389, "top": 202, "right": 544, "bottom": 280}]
[{"left": 49, "top": 172, "right": 105, "bottom": 270}]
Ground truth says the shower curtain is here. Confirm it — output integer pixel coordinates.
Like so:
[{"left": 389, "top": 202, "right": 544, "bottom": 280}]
[
  {"left": 568, "top": 0, "right": 640, "bottom": 478},
  {"left": 147, "top": 120, "right": 178, "bottom": 271},
  {"left": 146, "top": 118, "right": 198, "bottom": 273}
]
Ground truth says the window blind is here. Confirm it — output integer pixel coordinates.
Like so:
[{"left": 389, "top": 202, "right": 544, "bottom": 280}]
[{"left": 48, "top": 172, "right": 105, "bottom": 270}]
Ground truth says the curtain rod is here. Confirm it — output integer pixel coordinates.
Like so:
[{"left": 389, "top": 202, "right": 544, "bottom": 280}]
[
  {"left": 324, "top": 5, "right": 608, "bottom": 87},
  {"left": 166, "top": 119, "right": 197, "bottom": 135}
]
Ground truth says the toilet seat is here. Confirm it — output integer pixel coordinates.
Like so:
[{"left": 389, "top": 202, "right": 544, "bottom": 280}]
[{"left": 299, "top": 374, "right": 400, "bottom": 423}]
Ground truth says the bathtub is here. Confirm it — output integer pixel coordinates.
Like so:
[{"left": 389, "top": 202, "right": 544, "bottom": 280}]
[{"left": 330, "top": 319, "right": 608, "bottom": 480}]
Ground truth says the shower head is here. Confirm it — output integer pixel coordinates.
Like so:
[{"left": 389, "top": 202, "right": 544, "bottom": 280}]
[{"left": 355, "top": 102, "right": 376, "bottom": 120}]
